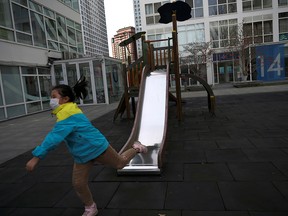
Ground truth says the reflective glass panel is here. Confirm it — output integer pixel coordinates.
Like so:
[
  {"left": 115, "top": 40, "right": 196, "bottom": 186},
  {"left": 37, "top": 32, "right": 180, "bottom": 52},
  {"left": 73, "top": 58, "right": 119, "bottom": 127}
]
[
  {"left": 79, "top": 62, "right": 92, "bottom": 104},
  {"left": 45, "top": 18, "right": 57, "bottom": 40},
  {"left": 1, "top": 66, "right": 24, "bottom": 104},
  {"left": 39, "top": 76, "right": 51, "bottom": 103},
  {"left": 7, "top": 105, "right": 25, "bottom": 118},
  {"left": 27, "top": 101, "right": 41, "bottom": 113},
  {"left": 12, "top": 3, "right": 31, "bottom": 33},
  {"left": 22, "top": 76, "right": 40, "bottom": 102},
  {"left": 31, "top": 12, "right": 46, "bottom": 48},
  {"left": 0, "top": 28, "right": 15, "bottom": 41},
  {"left": 93, "top": 60, "right": 105, "bottom": 103},
  {"left": 0, "top": 0, "right": 12, "bottom": 28},
  {"left": 57, "top": 15, "right": 67, "bottom": 43}
]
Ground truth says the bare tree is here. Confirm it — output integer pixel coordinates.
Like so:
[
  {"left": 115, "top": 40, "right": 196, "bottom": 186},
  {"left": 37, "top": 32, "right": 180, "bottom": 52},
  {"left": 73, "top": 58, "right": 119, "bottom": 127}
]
[
  {"left": 227, "top": 22, "right": 253, "bottom": 81},
  {"left": 180, "top": 41, "right": 212, "bottom": 78}
]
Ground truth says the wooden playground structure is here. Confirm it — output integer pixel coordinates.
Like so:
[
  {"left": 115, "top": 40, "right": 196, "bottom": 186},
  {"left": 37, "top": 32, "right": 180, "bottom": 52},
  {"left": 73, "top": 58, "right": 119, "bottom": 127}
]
[{"left": 113, "top": 12, "right": 215, "bottom": 122}]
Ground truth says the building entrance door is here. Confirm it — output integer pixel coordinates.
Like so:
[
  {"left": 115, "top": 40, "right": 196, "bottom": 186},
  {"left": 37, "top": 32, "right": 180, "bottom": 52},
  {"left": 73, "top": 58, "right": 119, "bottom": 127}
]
[{"left": 215, "top": 61, "right": 234, "bottom": 83}]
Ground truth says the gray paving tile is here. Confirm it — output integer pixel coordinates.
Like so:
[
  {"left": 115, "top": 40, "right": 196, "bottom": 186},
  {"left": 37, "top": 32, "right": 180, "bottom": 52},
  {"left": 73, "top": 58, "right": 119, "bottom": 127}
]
[
  {"left": 243, "top": 149, "right": 288, "bottom": 162},
  {"left": 7, "top": 183, "right": 72, "bottom": 207},
  {"left": 273, "top": 181, "right": 288, "bottom": 199},
  {"left": 249, "top": 138, "right": 288, "bottom": 148},
  {"left": 56, "top": 182, "right": 119, "bottom": 208},
  {"left": 228, "top": 162, "right": 288, "bottom": 181},
  {"left": 182, "top": 211, "right": 250, "bottom": 216},
  {"left": 184, "top": 163, "right": 234, "bottom": 181},
  {"left": 184, "top": 140, "right": 218, "bottom": 150},
  {"left": 165, "top": 182, "right": 224, "bottom": 210},
  {"left": 216, "top": 139, "right": 255, "bottom": 149},
  {"left": 167, "top": 150, "right": 206, "bottom": 163},
  {"left": 273, "top": 161, "right": 288, "bottom": 177},
  {"left": 119, "top": 210, "right": 181, "bottom": 216},
  {"left": 0, "top": 183, "right": 34, "bottom": 207},
  {"left": 206, "top": 149, "right": 249, "bottom": 162},
  {"left": 108, "top": 182, "right": 166, "bottom": 209},
  {"left": 249, "top": 212, "right": 288, "bottom": 216},
  {"left": 218, "top": 182, "right": 288, "bottom": 211},
  {"left": 8, "top": 208, "right": 64, "bottom": 216}
]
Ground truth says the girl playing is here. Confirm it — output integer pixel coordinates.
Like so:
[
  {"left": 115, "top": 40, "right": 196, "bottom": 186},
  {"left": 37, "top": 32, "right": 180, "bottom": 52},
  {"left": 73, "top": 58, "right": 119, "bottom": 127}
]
[{"left": 26, "top": 77, "right": 147, "bottom": 216}]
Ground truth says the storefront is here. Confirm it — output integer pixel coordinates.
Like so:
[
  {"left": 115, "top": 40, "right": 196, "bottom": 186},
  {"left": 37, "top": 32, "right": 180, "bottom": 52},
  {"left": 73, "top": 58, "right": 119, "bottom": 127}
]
[{"left": 0, "top": 56, "right": 123, "bottom": 121}]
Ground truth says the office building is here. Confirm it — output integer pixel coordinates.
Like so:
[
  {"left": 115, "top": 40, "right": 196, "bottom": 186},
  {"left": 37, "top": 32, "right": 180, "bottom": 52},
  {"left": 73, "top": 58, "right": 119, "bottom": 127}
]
[
  {"left": 0, "top": 0, "right": 113, "bottom": 121},
  {"left": 134, "top": 0, "right": 288, "bottom": 84},
  {"left": 79, "top": 0, "right": 109, "bottom": 57},
  {"left": 111, "top": 26, "right": 137, "bottom": 62}
]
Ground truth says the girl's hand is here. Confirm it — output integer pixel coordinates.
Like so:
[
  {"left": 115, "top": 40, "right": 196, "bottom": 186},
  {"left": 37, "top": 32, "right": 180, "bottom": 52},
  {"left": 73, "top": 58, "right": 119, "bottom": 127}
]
[{"left": 26, "top": 157, "right": 40, "bottom": 172}]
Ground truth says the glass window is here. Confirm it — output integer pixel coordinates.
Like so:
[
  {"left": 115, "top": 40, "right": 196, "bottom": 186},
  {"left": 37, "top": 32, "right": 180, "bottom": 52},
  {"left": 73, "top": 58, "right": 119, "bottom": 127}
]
[
  {"left": 253, "top": 0, "right": 262, "bottom": 9},
  {"left": 218, "top": 4, "right": 227, "bottom": 14},
  {"left": 154, "top": 2, "right": 161, "bottom": 13},
  {"left": 145, "top": 4, "right": 153, "bottom": 15},
  {"left": 228, "top": 3, "right": 237, "bottom": 13},
  {"left": 43, "top": 7, "right": 55, "bottom": 19},
  {"left": 16, "top": 32, "right": 32, "bottom": 45},
  {"left": 209, "top": 0, "right": 217, "bottom": 5},
  {"left": 39, "top": 76, "right": 51, "bottom": 109},
  {"left": 66, "top": 63, "right": 77, "bottom": 87},
  {"left": 0, "top": 0, "right": 13, "bottom": 28},
  {"left": 93, "top": 60, "right": 105, "bottom": 103},
  {"left": 146, "top": 16, "right": 154, "bottom": 25},
  {"left": 27, "top": 102, "right": 41, "bottom": 113},
  {"left": 263, "top": 20, "right": 272, "bottom": 34},
  {"left": 1, "top": 66, "right": 24, "bottom": 105},
  {"left": 12, "top": 3, "right": 31, "bottom": 33},
  {"left": 0, "top": 28, "right": 15, "bottom": 41},
  {"left": 31, "top": 12, "right": 46, "bottom": 48},
  {"left": 45, "top": 18, "right": 57, "bottom": 40},
  {"left": 263, "top": 0, "right": 272, "bottom": 8},
  {"left": 54, "top": 64, "right": 64, "bottom": 85},
  {"left": 22, "top": 76, "right": 40, "bottom": 102},
  {"left": 48, "top": 40, "right": 59, "bottom": 50},
  {"left": 29, "top": 1, "right": 42, "bottom": 13},
  {"left": 68, "top": 27, "right": 76, "bottom": 45},
  {"left": 38, "top": 68, "right": 50, "bottom": 75},
  {"left": 253, "top": 22, "right": 262, "bottom": 35},
  {"left": 7, "top": 105, "right": 26, "bottom": 118},
  {"left": 79, "top": 62, "right": 92, "bottom": 104},
  {"left": 279, "top": 0, "right": 288, "bottom": 6},
  {"left": 209, "top": 6, "right": 217, "bottom": 15},
  {"left": 12, "top": 0, "right": 28, "bottom": 6},
  {"left": 57, "top": 15, "right": 67, "bottom": 43},
  {"left": 279, "top": 12, "right": 288, "bottom": 41},
  {"left": 195, "top": 0, "right": 203, "bottom": 7},
  {"left": 22, "top": 67, "right": 36, "bottom": 74},
  {"left": 243, "top": 1, "right": 252, "bottom": 11}
]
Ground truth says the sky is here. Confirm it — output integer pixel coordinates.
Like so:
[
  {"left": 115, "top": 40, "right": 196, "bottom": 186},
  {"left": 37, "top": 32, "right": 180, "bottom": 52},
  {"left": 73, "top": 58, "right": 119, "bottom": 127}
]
[{"left": 104, "top": 0, "right": 135, "bottom": 56}]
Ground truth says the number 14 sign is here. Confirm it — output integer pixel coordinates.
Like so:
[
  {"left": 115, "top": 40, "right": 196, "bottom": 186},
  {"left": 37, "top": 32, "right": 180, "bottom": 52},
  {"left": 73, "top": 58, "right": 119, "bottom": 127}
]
[{"left": 256, "top": 44, "right": 285, "bottom": 81}]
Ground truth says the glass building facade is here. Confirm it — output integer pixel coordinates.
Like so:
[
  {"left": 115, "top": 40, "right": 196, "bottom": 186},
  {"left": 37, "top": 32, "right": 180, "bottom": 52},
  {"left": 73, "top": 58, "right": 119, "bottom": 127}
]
[{"left": 0, "top": 0, "right": 114, "bottom": 121}]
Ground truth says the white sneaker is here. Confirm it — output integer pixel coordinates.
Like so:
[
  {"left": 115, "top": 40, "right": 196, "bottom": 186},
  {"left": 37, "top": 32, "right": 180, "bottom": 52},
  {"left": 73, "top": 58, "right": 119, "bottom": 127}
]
[
  {"left": 82, "top": 202, "right": 98, "bottom": 216},
  {"left": 132, "top": 141, "right": 148, "bottom": 153}
]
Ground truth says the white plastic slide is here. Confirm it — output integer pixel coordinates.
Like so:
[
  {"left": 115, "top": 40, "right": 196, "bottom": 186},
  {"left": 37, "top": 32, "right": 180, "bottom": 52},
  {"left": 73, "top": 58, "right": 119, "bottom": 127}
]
[{"left": 118, "top": 66, "right": 169, "bottom": 174}]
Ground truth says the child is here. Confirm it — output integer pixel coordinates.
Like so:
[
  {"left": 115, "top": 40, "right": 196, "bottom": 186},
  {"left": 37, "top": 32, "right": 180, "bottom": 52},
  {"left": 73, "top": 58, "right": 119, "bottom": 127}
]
[{"left": 26, "top": 77, "right": 147, "bottom": 216}]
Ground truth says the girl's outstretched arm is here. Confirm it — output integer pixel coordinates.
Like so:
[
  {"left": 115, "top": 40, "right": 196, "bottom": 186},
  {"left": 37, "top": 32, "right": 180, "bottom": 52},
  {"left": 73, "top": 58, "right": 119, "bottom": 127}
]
[{"left": 26, "top": 157, "right": 40, "bottom": 172}]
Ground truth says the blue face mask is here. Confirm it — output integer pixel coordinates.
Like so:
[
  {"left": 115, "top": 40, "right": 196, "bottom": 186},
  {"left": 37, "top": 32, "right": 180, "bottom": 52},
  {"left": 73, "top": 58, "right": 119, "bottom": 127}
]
[{"left": 49, "top": 98, "right": 59, "bottom": 110}]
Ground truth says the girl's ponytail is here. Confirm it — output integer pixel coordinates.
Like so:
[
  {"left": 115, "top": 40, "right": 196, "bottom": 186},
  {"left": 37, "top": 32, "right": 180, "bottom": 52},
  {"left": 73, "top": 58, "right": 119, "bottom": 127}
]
[{"left": 73, "top": 75, "right": 88, "bottom": 100}]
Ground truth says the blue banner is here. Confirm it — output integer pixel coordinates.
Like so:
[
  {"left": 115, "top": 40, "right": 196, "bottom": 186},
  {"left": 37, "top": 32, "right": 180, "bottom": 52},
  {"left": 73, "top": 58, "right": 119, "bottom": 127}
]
[{"left": 256, "top": 44, "right": 285, "bottom": 81}]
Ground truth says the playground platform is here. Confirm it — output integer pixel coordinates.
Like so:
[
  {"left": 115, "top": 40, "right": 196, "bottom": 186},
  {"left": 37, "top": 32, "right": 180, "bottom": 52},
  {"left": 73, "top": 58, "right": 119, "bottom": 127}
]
[{"left": 1, "top": 83, "right": 288, "bottom": 216}]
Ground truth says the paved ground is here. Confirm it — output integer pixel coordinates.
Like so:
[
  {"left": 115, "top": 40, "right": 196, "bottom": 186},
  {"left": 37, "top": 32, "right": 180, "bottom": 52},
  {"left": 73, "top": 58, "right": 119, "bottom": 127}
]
[{"left": 1, "top": 83, "right": 288, "bottom": 216}]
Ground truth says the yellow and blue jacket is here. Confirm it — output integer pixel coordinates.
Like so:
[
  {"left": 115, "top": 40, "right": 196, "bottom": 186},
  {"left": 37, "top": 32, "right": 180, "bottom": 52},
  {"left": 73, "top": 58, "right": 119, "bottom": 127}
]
[{"left": 32, "top": 102, "right": 109, "bottom": 164}]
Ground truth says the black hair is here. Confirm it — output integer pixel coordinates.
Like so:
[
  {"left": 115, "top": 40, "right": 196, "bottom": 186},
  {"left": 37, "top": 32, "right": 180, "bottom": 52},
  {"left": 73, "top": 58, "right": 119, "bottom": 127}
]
[{"left": 52, "top": 76, "right": 88, "bottom": 102}]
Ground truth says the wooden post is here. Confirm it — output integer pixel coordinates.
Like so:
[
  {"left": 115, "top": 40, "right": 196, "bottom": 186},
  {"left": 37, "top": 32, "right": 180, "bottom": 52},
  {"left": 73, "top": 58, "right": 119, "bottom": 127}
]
[
  {"left": 122, "top": 62, "right": 130, "bottom": 119},
  {"left": 172, "top": 11, "right": 182, "bottom": 121}
]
